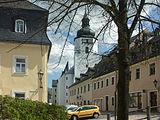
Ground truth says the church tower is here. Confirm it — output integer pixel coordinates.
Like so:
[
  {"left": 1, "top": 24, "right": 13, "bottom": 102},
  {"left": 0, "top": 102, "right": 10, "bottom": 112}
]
[{"left": 74, "top": 13, "right": 99, "bottom": 82}]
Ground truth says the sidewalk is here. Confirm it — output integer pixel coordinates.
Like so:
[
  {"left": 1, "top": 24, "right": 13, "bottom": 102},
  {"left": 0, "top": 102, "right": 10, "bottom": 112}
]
[{"left": 99, "top": 111, "right": 160, "bottom": 120}]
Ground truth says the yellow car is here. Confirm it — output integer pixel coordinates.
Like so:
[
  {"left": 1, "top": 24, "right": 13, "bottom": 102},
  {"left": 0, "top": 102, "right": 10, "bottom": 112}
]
[{"left": 67, "top": 105, "right": 101, "bottom": 120}]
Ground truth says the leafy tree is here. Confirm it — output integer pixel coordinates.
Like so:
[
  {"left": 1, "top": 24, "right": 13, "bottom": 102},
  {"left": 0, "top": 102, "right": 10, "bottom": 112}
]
[{"left": 0, "top": 96, "right": 67, "bottom": 120}]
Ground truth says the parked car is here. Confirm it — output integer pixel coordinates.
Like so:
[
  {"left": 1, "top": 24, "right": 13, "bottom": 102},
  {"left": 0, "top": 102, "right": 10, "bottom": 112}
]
[{"left": 67, "top": 105, "right": 101, "bottom": 120}]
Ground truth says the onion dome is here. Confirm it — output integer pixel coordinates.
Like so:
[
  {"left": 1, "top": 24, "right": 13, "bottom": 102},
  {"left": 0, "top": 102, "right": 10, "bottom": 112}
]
[{"left": 77, "top": 13, "right": 95, "bottom": 38}]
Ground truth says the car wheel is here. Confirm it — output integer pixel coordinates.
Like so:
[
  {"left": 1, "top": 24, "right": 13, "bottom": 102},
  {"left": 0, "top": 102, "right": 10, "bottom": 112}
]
[
  {"left": 93, "top": 113, "right": 99, "bottom": 118},
  {"left": 72, "top": 115, "right": 78, "bottom": 120}
]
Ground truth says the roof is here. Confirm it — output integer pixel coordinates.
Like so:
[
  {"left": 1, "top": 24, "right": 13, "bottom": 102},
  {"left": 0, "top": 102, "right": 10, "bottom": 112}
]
[
  {"left": 76, "top": 13, "right": 95, "bottom": 38},
  {"left": 68, "top": 66, "right": 74, "bottom": 74},
  {"left": 0, "top": 28, "right": 51, "bottom": 45},
  {"left": 0, "top": 0, "right": 47, "bottom": 11},
  {"left": 0, "top": 1, "right": 51, "bottom": 46}
]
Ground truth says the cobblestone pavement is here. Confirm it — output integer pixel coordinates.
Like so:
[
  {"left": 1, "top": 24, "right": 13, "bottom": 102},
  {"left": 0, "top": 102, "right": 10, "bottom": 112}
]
[{"left": 82, "top": 112, "right": 160, "bottom": 120}]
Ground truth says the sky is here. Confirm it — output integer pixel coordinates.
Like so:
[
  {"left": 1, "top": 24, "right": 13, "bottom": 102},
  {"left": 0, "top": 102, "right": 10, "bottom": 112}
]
[{"left": 31, "top": 0, "right": 160, "bottom": 88}]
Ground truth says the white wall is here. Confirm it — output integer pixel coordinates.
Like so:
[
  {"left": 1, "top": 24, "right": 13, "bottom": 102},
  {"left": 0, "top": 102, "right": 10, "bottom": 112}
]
[
  {"left": 57, "top": 72, "right": 74, "bottom": 106},
  {"left": 74, "top": 37, "right": 99, "bottom": 81}
]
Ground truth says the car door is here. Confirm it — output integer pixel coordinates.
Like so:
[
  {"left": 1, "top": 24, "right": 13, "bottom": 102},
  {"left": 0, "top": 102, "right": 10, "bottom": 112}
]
[{"left": 78, "top": 107, "right": 93, "bottom": 118}]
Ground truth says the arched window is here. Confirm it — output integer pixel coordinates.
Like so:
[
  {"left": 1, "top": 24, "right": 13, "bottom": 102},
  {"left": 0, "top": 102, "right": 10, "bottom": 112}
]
[{"left": 15, "top": 19, "right": 25, "bottom": 33}]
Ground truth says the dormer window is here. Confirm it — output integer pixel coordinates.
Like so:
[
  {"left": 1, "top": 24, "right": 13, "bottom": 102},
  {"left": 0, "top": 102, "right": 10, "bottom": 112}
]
[{"left": 15, "top": 19, "right": 25, "bottom": 33}]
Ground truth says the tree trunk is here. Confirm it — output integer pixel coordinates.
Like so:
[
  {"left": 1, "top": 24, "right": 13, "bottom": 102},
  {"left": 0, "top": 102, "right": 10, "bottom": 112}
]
[
  {"left": 117, "top": 29, "right": 130, "bottom": 120},
  {"left": 117, "top": 0, "right": 130, "bottom": 120}
]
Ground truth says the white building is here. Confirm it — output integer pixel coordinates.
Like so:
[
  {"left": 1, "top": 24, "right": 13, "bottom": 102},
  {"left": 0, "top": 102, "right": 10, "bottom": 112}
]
[
  {"left": 56, "top": 62, "right": 74, "bottom": 105},
  {"left": 74, "top": 13, "right": 99, "bottom": 82},
  {"left": 55, "top": 13, "right": 99, "bottom": 106}
]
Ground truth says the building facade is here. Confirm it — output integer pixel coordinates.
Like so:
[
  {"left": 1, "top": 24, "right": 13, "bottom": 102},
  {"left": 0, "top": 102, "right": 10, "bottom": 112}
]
[
  {"left": 57, "top": 62, "right": 74, "bottom": 105},
  {"left": 69, "top": 28, "right": 160, "bottom": 112},
  {"left": 0, "top": 1, "right": 51, "bottom": 102}
]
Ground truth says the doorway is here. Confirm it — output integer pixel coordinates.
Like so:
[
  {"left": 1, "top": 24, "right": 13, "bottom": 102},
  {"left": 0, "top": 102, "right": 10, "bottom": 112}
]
[
  {"left": 106, "top": 96, "right": 108, "bottom": 111},
  {"left": 150, "top": 91, "right": 157, "bottom": 112}
]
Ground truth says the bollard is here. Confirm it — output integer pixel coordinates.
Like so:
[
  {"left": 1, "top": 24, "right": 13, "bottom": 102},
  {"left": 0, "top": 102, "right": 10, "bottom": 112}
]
[
  {"left": 147, "top": 106, "right": 151, "bottom": 120},
  {"left": 107, "top": 113, "right": 111, "bottom": 120}
]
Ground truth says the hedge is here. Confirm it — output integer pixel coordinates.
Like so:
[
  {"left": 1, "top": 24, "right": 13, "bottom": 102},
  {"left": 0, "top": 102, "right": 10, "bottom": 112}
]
[{"left": 0, "top": 95, "right": 68, "bottom": 120}]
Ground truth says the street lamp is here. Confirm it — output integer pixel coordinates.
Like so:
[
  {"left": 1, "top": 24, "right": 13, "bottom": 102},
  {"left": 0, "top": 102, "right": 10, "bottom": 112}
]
[
  {"left": 38, "top": 69, "right": 44, "bottom": 88},
  {"left": 153, "top": 79, "right": 158, "bottom": 88}
]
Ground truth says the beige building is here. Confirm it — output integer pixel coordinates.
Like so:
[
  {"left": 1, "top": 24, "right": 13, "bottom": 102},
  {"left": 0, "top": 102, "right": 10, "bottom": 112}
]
[
  {"left": 0, "top": 1, "right": 51, "bottom": 102},
  {"left": 69, "top": 28, "right": 160, "bottom": 112},
  {"left": 69, "top": 78, "right": 93, "bottom": 106},
  {"left": 92, "top": 71, "right": 117, "bottom": 111}
]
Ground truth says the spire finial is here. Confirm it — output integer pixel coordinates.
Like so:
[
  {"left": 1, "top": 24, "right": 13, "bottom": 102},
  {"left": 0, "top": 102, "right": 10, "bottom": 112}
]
[{"left": 82, "top": 7, "right": 90, "bottom": 28}]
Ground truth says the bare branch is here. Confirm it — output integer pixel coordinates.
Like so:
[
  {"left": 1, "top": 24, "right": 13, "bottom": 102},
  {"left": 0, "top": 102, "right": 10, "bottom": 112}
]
[
  {"left": 129, "top": 0, "right": 145, "bottom": 37},
  {"left": 53, "top": 3, "right": 80, "bottom": 69},
  {"left": 140, "top": 15, "right": 160, "bottom": 25},
  {"left": 144, "top": 2, "right": 160, "bottom": 8}
]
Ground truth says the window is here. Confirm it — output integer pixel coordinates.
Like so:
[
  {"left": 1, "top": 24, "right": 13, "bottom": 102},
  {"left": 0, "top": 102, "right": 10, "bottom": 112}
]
[
  {"left": 136, "top": 68, "right": 140, "bottom": 79},
  {"left": 55, "top": 89, "right": 56, "bottom": 92},
  {"left": 97, "top": 81, "right": 100, "bottom": 89},
  {"left": 94, "top": 83, "right": 96, "bottom": 90},
  {"left": 101, "top": 80, "right": 103, "bottom": 88},
  {"left": 82, "top": 39, "right": 93, "bottom": 43},
  {"left": 81, "top": 87, "right": 83, "bottom": 93},
  {"left": 111, "top": 77, "right": 115, "bottom": 85},
  {"left": 55, "top": 95, "right": 56, "bottom": 97},
  {"left": 72, "top": 90, "right": 73, "bottom": 96},
  {"left": 106, "top": 79, "right": 108, "bottom": 87},
  {"left": 66, "top": 93, "right": 68, "bottom": 96},
  {"left": 13, "top": 55, "right": 28, "bottom": 74},
  {"left": 66, "top": 100, "right": 68, "bottom": 103},
  {"left": 88, "top": 100, "right": 90, "bottom": 105},
  {"left": 129, "top": 92, "right": 142, "bottom": 108},
  {"left": 15, "top": 19, "right": 25, "bottom": 33},
  {"left": 150, "top": 63, "right": 155, "bottom": 75},
  {"left": 12, "top": 90, "right": 27, "bottom": 99},
  {"left": 66, "top": 77, "right": 68, "bottom": 80},
  {"left": 129, "top": 71, "right": 131, "bottom": 81},
  {"left": 66, "top": 86, "right": 68, "bottom": 89},
  {"left": 15, "top": 93, "right": 25, "bottom": 99},
  {"left": 77, "top": 88, "right": 79, "bottom": 94},
  {"left": 84, "top": 85, "right": 86, "bottom": 93},
  {"left": 85, "top": 47, "right": 89, "bottom": 53},
  {"left": 74, "top": 89, "right": 76, "bottom": 95},
  {"left": 88, "top": 84, "right": 90, "bottom": 91},
  {"left": 111, "top": 97, "right": 114, "bottom": 106}
]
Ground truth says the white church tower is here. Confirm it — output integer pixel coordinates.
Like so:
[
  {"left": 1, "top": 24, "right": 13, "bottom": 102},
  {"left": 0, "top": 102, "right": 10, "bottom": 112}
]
[{"left": 74, "top": 13, "right": 99, "bottom": 82}]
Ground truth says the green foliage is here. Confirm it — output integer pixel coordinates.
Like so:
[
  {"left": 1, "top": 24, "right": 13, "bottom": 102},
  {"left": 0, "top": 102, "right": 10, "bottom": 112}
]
[{"left": 0, "top": 95, "right": 68, "bottom": 120}]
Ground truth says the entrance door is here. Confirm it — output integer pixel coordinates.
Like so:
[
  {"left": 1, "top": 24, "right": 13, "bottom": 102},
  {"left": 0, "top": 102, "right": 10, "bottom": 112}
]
[
  {"left": 150, "top": 92, "right": 157, "bottom": 112},
  {"left": 106, "top": 96, "right": 108, "bottom": 111},
  {"left": 137, "top": 92, "right": 142, "bottom": 109}
]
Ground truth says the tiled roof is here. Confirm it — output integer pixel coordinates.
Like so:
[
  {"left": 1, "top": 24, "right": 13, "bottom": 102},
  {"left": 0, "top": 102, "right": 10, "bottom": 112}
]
[{"left": 0, "top": 1, "right": 51, "bottom": 46}]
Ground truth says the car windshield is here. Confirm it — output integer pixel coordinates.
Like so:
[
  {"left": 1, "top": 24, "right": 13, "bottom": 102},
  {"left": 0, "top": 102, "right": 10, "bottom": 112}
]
[
  {"left": 68, "top": 107, "right": 77, "bottom": 110},
  {"left": 71, "top": 107, "right": 79, "bottom": 112}
]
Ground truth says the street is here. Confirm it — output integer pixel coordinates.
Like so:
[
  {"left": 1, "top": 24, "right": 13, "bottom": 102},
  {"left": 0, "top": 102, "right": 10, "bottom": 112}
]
[{"left": 79, "top": 113, "right": 160, "bottom": 120}]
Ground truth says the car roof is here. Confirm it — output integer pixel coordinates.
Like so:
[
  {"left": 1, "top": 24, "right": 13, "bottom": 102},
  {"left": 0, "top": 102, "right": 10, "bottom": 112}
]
[{"left": 80, "top": 105, "right": 98, "bottom": 107}]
